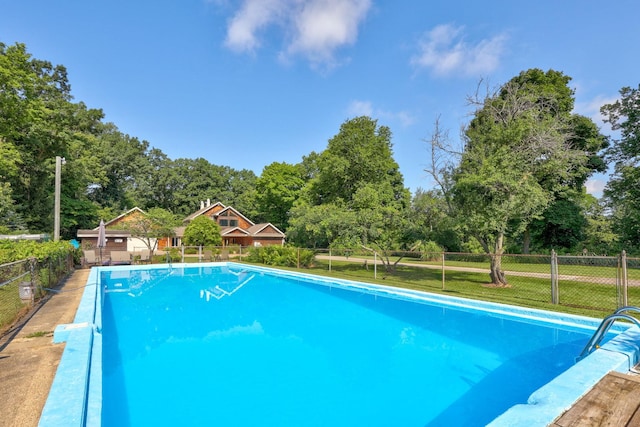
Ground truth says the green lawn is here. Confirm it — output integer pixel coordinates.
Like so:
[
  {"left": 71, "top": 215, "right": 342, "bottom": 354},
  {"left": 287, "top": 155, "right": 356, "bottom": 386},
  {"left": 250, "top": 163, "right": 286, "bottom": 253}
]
[
  {"left": 240, "top": 259, "right": 636, "bottom": 319},
  {"left": 345, "top": 254, "right": 640, "bottom": 280}
]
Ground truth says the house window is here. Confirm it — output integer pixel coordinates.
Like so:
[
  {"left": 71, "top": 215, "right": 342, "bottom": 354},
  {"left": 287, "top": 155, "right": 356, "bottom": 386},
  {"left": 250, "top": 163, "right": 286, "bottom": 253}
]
[
  {"left": 219, "top": 219, "right": 228, "bottom": 226},
  {"left": 171, "top": 237, "right": 180, "bottom": 247},
  {"left": 230, "top": 220, "right": 238, "bottom": 227}
]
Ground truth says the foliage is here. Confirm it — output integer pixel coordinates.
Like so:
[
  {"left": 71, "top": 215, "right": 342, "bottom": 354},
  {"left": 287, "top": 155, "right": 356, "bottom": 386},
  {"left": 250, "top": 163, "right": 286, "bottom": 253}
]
[
  {"left": 580, "top": 195, "right": 618, "bottom": 255},
  {"left": 120, "top": 208, "right": 180, "bottom": 252},
  {"left": 0, "top": 42, "right": 259, "bottom": 239},
  {"left": 288, "top": 116, "right": 411, "bottom": 264},
  {"left": 410, "top": 240, "right": 444, "bottom": 261},
  {"left": 601, "top": 85, "right": 640, "bottom": 253},
  {"left": 0, "top": 43, "right": 106, "bottom": 234},
  {"left": 255, "top": 162, "right": 305, "bottom": 230},
  {"left": 430, "top": 69, "right": 606, "bottom": 284},
  {"left": 0, "top": 240, "right": 75, "bottom": 264},
  {"left": 246, "top": 246, "right": 315, "bottom": 268},
  {"left": 132, "top": 156, "right": 259, "bottom": 217},
  {"left": 406, "top": 188, "right": 461, "bottom": 251},
  {"left": 182, "top": 216, "right": 222, "bottom": 247}
]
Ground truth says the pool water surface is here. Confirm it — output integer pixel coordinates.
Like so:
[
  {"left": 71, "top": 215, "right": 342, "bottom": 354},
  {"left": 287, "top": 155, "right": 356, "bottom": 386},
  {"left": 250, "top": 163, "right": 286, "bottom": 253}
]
[{"left": 100, "top": 265, "right": 594, "bottom": 426}]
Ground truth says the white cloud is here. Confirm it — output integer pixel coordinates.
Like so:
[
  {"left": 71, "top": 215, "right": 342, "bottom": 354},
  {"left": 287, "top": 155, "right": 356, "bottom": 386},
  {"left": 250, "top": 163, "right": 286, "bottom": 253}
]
[
  {"left": 411, "top": 24, "right": 507, "bottom": 77},
  {"left": 347, "top": 100, "right": 374, "bottom": 117},
  {"left": 585, "top": 176, "right": 607, "bottom": 197},
  {"left": 224, "top": 0, "right": 286, "bottom": 53},
  {"left": 574, "top": 94, "right": 619, "bottom": 126},
  {"left": 222, "top": 0, "right": 371, "bottom": 67},
  {"left": 347, "top": 99, "right": 415, "bottom": 127},
  {"left": 286, "top": 0, "right": 371, "bottom": 66}
]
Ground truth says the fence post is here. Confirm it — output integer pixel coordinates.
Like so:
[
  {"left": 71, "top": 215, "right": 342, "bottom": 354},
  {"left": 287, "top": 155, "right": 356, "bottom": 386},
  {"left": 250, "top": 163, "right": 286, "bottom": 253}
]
[
  {"left": 29, "top": 257, "right": 37, "bottom": 302},
  {"left": 550, "top": 250, "right": 559, "bottom": 304},
  {"left": 619, "top": 250, "right": 628, "bottom": 308},
  {"left": 441, "top": 252, "right": 446, "bottom": 290},
  {"left": 374, "top": 251, "right": 377, "bottom": 280}
]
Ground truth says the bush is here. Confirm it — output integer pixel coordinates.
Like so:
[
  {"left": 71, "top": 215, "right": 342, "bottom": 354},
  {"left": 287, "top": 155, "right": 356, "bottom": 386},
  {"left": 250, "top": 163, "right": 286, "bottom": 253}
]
[
  {"left": 0, "top": 240, "right": 76, "bottom": 264},
  {"left": 246, "top": 246, "right": 315, "bottom": 268}
]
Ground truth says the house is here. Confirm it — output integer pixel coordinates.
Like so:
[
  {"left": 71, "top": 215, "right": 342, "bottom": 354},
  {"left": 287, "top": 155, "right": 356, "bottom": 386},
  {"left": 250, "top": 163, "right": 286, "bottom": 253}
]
[
  {"left": 76, "top": 207, "right": 155, "bottom": 257},
  {"left": 158, "top": 200, "right": 286, "bottom": 249},
  {"left": 79, "top": 202, "right": 286, "bottom": 253}
]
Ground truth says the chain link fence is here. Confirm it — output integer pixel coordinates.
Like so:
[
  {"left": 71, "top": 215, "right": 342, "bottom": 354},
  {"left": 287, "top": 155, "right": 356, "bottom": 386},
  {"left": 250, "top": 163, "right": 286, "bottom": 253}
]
[
  {"left": 310, "top": 248, "right": 640, "bottom": 317},
  {"left": 0, "top": 252, "right": 75, "bottom": 337}
]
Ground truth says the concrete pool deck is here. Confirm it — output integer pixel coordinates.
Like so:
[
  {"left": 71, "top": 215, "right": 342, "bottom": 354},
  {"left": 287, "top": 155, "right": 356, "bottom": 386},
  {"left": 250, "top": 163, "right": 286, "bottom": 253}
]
[{"left": 0, "top": 269, "right": 88, "bottom": 427}]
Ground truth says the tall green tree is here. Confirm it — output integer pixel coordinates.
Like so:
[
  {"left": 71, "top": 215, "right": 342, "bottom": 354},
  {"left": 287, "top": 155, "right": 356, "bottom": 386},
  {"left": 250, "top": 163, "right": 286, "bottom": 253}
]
[
  {"left": 490, "top": 70, "right": 608, "bottom": 254},
  {"left": 255, "top": 162, "right": 305, "bottom": 231},
  {"left": 406, "top": 188, "right": 460, "bottom": 251},
  {"left": 289, "top": 116, "right": 410, "bottom": 268},
  {"left": 0, "top": 43, "right": 106, "bottom": 234},
  {"left": 306, "top": 116, "right": 409, "bottom": 208},
  {"left": 601, "top": 85, "right": 640, "bottom": 252},
  {"left": 440, "top": 69, "right": 601, "bottom": 285}
]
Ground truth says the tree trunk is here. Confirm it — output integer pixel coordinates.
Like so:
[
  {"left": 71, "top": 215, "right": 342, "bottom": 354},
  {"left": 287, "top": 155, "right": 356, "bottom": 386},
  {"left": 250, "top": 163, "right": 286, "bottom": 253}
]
[
  {"left": 489, "top": 233, "right": 509, "bottom": 286},
  {"left": 489, "top": 254, "right": 508, "bottom": 285}
]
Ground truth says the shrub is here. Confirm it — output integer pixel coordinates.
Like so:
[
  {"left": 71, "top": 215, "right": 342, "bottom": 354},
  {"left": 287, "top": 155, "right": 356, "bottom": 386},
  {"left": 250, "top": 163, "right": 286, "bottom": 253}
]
[
  {"left": 0, "top": 240, "right": 76, "bottom": 264},
  {"left": 246, "top": 246, "right": 315, "bottom": 268}
]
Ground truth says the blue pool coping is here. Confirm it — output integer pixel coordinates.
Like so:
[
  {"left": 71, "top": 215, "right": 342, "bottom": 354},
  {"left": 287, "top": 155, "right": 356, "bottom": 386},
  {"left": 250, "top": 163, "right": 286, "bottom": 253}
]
[{"left": 38, "top": 262, "right": 640, "bottom": 427}]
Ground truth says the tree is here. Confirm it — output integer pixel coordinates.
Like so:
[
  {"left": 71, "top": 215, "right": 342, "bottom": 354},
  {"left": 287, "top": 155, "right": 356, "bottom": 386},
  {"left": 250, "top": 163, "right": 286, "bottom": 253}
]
[
  {"left": 182, "top": 216, "right": 222, "bottom": 247},
  {"left": 601, "top": 85, "right": 640, "bottom": 252},
  {"left": 1, "top": 43, "right": 85, "bottom": 231},
  {"left": 287, "top": 202, "right": 360, "bottom": 249},
  {"left": 505, "top": 71, "right": 608, "bottom": 253},
  {"left": 121, "top": 208, "right": 180, "bottom": 252},
  {"left": 288, "top": 116, "right": 411, "bottom": 270},
  {"left": 432, "top": 69, "right": 601, "bottom": 285},
  {"left": 306, "top": 116, "right": 410, "bottom": 208},
  {"left": 406, "top": 188, "right": 460, "bottom": 252},
  {"left": 255, "top": 162, "right": 305, "bottom": 231},
  {"left": 580, "top": 194, "right": 618, "bottom": 255}
]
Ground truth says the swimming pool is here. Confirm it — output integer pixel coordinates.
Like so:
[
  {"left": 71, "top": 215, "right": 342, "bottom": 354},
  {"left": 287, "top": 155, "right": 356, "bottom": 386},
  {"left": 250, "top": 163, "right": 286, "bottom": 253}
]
[{"left": 40, "top": 263, "right": 640, "bottom": 426}]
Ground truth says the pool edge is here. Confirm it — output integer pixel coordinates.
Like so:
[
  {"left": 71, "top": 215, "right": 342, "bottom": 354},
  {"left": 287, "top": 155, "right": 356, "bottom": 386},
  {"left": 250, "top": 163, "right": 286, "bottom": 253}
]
[{"left": 37, "top": 263, "right": 640, "bottom": 427}]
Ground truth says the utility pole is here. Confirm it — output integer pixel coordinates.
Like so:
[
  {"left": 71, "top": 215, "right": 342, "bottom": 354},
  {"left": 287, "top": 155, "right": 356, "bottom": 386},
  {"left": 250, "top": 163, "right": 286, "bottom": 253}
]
[{"left": 54, "top": 156, "right": 65, "bottom": 241}]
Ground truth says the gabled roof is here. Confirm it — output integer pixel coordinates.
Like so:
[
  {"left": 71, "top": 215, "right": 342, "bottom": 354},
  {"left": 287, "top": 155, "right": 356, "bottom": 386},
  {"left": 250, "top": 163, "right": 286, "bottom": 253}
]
[
  {"left": 100, "top": 207, "right": 147, "bottom": 229},
  {"left": 216, "top": 205, "right": 255, "bottom": 227},
  {"left": 221, "top": 226, "right": 251, "bottom": 237},
  {"left": 183, "top": 202, "right": 226, "bottom": 222},
  {"left": 77, "top": 229, "right": 130, "bottom": 238},
  {"left": 247, "top": 223, "right": 286, "bottom": 237}
]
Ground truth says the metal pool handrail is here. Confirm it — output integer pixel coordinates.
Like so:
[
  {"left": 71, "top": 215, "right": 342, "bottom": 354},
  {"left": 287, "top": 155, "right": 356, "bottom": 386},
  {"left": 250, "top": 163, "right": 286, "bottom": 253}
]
[{"left": 577, "top": 306, "right": 640, "bottom": 361}]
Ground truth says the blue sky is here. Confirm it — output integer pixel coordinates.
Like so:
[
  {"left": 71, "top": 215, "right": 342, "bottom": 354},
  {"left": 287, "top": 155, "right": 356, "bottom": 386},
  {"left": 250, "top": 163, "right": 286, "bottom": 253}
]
[{"left": 2, "top": 1, "right": 639, "bottom": 197}]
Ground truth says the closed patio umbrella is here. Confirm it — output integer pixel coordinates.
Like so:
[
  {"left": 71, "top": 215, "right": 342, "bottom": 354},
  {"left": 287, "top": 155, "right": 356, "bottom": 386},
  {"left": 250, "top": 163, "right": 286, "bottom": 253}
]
[{"left": 97, "top": 219, "right": 106, "bottom": 264}]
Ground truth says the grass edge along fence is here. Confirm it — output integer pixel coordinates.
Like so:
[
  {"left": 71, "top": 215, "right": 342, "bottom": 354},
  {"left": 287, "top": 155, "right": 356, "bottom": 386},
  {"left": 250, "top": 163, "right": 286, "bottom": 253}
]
[
  {"left": 265, "top": 248, "right": 640, "bottom": 319},
  {"left": 0, "top": 249, "right": 76, "bottom": 337}
]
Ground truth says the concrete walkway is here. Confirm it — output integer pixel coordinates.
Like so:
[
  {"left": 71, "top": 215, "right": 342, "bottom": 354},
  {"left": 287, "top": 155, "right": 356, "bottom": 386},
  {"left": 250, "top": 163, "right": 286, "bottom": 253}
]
[{"left": 0, "top": 269, "right": 88, "bottom": 427}]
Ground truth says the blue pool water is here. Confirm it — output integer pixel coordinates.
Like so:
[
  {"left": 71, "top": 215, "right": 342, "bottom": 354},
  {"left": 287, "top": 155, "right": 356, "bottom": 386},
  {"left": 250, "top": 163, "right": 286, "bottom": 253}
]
[{"left": 99, "top": 265, "right": 595, "bottom": 427}]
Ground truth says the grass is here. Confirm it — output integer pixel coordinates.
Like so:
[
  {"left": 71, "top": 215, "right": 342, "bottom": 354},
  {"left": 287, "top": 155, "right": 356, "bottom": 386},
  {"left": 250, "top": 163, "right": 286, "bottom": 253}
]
[
  {"left": 0, "top": 282, "right": 28, "bottom": 332},
  {"left": 238, "top": 259, "right": 632, "bottom": 319},
  {"left": 25, "top": 330, "right": 52, "bottom": 338},
  {"left": 347, "top": 254, "right": 640, "bottom": 280}
]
